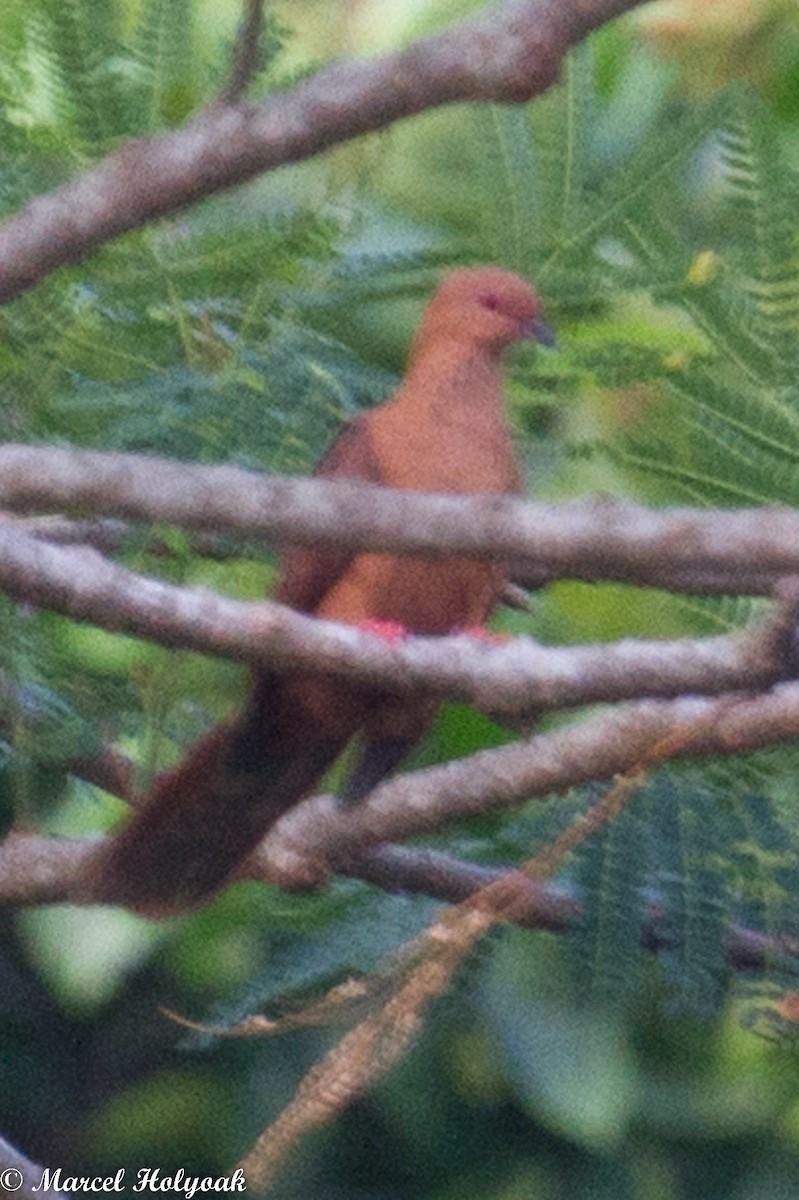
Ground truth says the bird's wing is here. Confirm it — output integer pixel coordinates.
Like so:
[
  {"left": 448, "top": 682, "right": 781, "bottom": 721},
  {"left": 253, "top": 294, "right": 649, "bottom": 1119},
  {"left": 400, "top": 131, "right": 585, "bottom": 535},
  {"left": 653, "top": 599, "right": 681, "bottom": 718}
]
[{"left": 274, "top": 414, "right": 385, "bottom": 614}]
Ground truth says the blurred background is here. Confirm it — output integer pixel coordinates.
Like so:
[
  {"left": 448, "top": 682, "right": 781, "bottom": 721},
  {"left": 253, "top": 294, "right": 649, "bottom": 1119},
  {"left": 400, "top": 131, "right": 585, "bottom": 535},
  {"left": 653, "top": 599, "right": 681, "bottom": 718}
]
[{"left": 2, "top": 1, "right": 799, "bottom": 1196}]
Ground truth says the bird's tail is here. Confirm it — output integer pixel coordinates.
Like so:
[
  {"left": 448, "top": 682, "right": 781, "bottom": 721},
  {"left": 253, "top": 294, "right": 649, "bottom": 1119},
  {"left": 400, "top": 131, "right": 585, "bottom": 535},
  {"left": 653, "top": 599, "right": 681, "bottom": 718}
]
[{"left": 87, "top": 678, "right": 351, "bottom": 918}]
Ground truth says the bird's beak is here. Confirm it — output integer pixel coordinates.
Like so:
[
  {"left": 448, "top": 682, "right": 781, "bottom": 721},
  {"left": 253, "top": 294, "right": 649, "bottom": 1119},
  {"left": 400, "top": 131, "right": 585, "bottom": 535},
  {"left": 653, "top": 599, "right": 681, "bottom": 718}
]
[{"left": 523, "top": 317, "right": 557, "bottom": 347}]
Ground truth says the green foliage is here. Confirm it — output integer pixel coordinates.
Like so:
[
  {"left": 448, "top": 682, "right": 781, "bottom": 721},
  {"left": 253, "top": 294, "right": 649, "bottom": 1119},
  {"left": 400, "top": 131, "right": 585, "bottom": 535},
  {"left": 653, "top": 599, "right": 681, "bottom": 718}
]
[
  {"left": 3, "top": 0, "right": 799, "bottom": 1023},
  {"left": 0, "top": 0, "right": 415, "bottom": 466},
  {"left": 0, "top": 0, "right": 450, "bottom": 835},
  {"left": 484, "top": 763, "right": 799, "bottom": 1025},
  {"left": 3, "top": 3, "right": 799, "bottom": 1195},
  {"left": 179, "top": 885, "right": 441, "bottom": 1047},
  {"left": 601, "top": 92, "right": 799, "bottom": 507}
]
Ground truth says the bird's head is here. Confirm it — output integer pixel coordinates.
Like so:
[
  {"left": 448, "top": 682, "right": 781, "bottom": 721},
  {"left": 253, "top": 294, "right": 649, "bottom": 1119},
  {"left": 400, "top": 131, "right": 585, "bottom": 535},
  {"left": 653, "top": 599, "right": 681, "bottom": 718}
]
[{"left": 417, "top": 267, "right": 556, "bottom": 358}]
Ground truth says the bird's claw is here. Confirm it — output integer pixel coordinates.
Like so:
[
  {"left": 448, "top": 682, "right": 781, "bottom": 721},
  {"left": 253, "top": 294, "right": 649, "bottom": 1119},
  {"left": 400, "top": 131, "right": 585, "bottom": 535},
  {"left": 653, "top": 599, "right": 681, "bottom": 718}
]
[{"left": 357, "top": 618, "right": 409, "bottom": 644}]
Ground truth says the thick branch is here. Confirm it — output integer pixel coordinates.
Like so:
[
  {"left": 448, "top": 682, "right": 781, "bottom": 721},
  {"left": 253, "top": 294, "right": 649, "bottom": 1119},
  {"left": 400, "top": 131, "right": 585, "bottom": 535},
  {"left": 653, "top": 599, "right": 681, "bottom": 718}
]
[
  {"left": 259, "top": 683, "right": 799, "bottom": 868},
  {"left": 341, "top": 845, "right": 799, "bottom": 974},
  {"left": 0, "top": 526, "right": 791, "bottom": 718},
  {"left": 3, "top": 681, "right": 799, "bottom": 969},
  {"left": 0, "top": 0, "right": 649, "bottom": 302},
  {"left": 3, "top": 446, "right": 799, "bottom": 591},
  {"left": 0, "top": 832, "right": 793, "bottom": 979},
  {"left": 6, "top": 505, "right": 783, "bottom": 602}
]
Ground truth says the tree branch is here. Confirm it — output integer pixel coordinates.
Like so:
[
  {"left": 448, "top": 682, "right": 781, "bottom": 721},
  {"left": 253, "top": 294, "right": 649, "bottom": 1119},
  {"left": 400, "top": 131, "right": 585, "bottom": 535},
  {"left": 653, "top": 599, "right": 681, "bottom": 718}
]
[
  {"left": 258, "top": 683, "right": 799, "bottom": 871},
  {"left": 0, "top": 1133, "right": 69, "bottom": 1200},
  {"left": 2, "top": 514, "right": 533, "bottom": 614},
  {"left": 323, "top": 844, "right": 799, "bottom": 976},
  {"left": 6, "top": 503, "right": 780, "bottom": 603},
  {"left": 3, "top": 446, "right": 799, "bottom": 591},
  {"left": 511, "top": 558, "right": 789, "bottom": 599},
  {"left": 0, "top": 0, "right": 650, "bottom": 303},
  {"left": 14, "top": 687, "right": 774, "bottom": 900},
  {"left": 217, "top": 0, "right": 266, "bottom": 106},
  {"left": 2, "top": 512, "right": 240, "bottom": 562},
  {"left": 0, "top": 822, "right": 795, "bottom": 981},
  {"left": 0, "top": 526, "right": 794, "bottom": 720},
  {"left": 2, "top": 672, "right": 798, "bottom": 974}
]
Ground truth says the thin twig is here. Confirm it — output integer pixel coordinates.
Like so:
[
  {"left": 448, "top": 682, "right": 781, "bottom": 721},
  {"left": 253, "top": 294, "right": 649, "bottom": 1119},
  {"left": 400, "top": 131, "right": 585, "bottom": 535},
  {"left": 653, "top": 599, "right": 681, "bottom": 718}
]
[
  {"left": 5, "top": 513, "right": 242, "bottom": 561},
  {"left": 237, "top": 729, "right": 676, "bottom": 1190},
  {"left": 217, "top": 0, "right": 265, "bottom": 106}
]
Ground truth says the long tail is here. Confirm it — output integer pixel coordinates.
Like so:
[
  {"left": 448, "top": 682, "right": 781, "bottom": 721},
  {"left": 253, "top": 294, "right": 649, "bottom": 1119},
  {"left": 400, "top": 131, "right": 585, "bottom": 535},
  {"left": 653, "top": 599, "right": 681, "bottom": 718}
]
[{"left": 88, "top": 676, "right": 352, "bottom": 918}]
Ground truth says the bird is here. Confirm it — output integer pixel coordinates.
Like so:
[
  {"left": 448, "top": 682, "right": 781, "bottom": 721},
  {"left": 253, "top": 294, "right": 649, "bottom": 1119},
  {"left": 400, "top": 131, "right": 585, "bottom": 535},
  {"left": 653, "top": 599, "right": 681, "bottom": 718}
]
[{"left": 89, "top": 267, "right": 555, "bottom": 917}]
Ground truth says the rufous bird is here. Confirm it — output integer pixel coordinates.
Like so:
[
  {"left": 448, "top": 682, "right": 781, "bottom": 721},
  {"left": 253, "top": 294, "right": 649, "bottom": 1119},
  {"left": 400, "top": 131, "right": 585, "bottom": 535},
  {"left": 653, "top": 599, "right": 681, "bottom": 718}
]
[{"left": 91, "top": 267, "right": 555, "bottom": 916}]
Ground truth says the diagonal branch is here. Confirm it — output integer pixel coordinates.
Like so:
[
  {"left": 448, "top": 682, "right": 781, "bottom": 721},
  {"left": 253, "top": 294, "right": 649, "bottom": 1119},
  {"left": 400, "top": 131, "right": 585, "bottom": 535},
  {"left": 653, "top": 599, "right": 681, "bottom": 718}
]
[
  {"left": 0, "top": 1133, "right": 70, "bottom": 1200},
  {"left": 0, "top": 0, "right": 651, "bottom": 303},
  {"left": 258, "top": 683, "right": 799, "bottom": 872},
  {"left": 0, "top": 526, "right": 793, "bottom": 719},
  {"left": 217, "top": 0, "right": 266, "bottom": 106},
  {"left": 1, "top": 677, "right": 799, "bottom": 974},
  {"left": 0, "top": 799, "right": 796, "bottom": 978}
]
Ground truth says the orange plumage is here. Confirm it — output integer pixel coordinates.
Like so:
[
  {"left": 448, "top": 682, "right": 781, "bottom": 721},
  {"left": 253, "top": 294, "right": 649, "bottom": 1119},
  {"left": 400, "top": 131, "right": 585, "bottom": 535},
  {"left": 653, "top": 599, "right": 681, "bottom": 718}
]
[{"left": 91, "top": 267, "right": 554, "bottom": 916}]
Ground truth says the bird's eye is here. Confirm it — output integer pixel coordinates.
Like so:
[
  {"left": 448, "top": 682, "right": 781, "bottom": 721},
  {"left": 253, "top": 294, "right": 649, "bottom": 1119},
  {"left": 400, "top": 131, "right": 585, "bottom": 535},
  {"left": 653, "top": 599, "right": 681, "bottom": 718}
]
[{"left": 478, "top": 292, "right": 501, "bottom": 312}]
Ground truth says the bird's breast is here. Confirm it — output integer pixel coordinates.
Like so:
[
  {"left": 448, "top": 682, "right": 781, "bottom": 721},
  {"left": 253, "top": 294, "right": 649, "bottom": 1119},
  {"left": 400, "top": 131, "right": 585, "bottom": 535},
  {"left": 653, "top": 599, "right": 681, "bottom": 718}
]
[
  {"left": 315, "top": 551, "right": 505, "bottom": 636},
  {"left": 368, "top": 349, "right": 523, "bottom": 494},
  {"left": 371, "top": 410, "right": 521, "bottom": 496},
  {"left": 317, "top": 357, "right": 522, "bottom": 634}
]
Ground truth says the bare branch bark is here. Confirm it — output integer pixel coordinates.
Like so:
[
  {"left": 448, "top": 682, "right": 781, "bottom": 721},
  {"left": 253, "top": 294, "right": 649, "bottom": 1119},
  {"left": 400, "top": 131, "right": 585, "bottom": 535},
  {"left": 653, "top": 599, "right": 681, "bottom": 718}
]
[
  {"left": 0, "top": 820, "right": 795, "bottom": 980},
  {"left": 259, "top": 683, "right": 799, "bottom": 871},
  {"left": 343, "top": 845, "right": 799, "bottom": 974},
  {"left": 3, "top": 513, "right": 239, "bottom": 562},
  {"left": 0, "top": 1133, "right": 70, "bottom": 1200},
  {"left": 350, "top": 844, "right": 577, "bottom": 932},
  {"left": 512, "top": 558, "right": 788, "bottom": 599},
  {"left": 0, "top": 526, "right": 793, "bottom": 719},
  {"left": 0, "top": 657, "right": 796, "bottom": 974},
  {"left": 5, "top": 686, "right": 763, "bottom": 901},
  {"left": 217, "top": 0, "right": 266, "bottom": 106},
  {"left": 6, "top": 505, "right": 779, "bottom": 603},
  {"left": 0, "top": 833, "right": 100, "bottom": 906},
  {"left": 0, "top": 0, "right": 651, "bottom": 303},
  {"left": 2, "top": 445, "right": 799, "bottom": 591},
  {"left": 6, "top": 517, "right": 533, "bottom": 610}
]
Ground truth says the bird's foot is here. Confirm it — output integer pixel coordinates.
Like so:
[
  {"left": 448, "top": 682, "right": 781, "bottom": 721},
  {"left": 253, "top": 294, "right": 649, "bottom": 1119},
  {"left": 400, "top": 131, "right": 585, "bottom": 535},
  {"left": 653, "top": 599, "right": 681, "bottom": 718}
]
[{"left": 358, "top": 618, "right": 408, "bottom": 644}]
